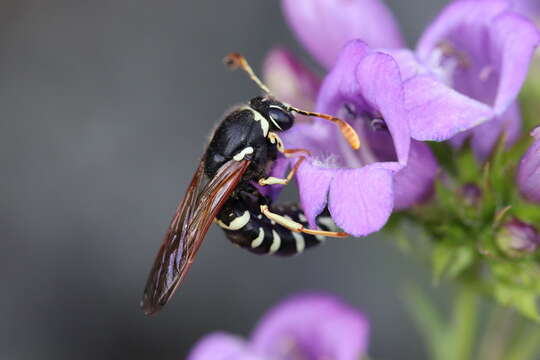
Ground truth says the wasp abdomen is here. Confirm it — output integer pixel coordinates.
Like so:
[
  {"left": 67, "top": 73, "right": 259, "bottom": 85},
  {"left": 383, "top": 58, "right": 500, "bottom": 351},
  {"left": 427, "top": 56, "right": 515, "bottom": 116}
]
[{"left": 216, "top": 199, "right": 335, "bottom": 257}]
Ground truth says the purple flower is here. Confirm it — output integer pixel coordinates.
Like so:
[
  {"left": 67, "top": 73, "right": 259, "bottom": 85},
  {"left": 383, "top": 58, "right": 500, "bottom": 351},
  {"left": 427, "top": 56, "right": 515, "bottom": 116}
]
[
  {"left": 496, "top": 218, "right": 540, "bottom": 258},
  {"left": 512, "top": 0, "right": 540, "bottom": 21},
  {"left": 518, "top": 127, "right": 540, "bottom": 203},
  {"left": 389, "top": 0, "right": 540, "bottom": 159},
  {"left": 187, "top": 293, "right": 370, "bottom": 360},
  {"left": 263, "top": 42, "right": 438, "bottom": 236},
  {"left": 281, "top": 0, "right": 405, "bottom": 69},
  {"left": 263, "top": 47, "right": 321, "bottom": 121}
]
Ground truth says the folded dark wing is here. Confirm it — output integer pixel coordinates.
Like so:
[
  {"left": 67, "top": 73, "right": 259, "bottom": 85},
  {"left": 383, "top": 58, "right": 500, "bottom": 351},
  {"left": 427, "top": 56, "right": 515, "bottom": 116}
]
[{"left": 141, "top": 159, "right": 250, "bottom": 315}]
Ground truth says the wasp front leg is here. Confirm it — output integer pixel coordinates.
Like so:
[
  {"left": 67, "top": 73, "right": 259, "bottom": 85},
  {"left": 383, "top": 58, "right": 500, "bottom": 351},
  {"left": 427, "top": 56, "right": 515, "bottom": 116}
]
[
  {"left": 258, "top": 156, "right": 305, "bottom": 186},
  {"left": 260, "top": 131, "right": 311, "bottom": 187},
  {"left": 267, "top": 131, "right": 312, "bottom": 157}
]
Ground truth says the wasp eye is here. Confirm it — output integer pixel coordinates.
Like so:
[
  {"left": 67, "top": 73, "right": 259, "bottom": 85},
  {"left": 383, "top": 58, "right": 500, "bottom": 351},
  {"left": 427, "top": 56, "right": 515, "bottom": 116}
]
[{"left": 268, "top": 107, "right": 294, "bottom": 131}]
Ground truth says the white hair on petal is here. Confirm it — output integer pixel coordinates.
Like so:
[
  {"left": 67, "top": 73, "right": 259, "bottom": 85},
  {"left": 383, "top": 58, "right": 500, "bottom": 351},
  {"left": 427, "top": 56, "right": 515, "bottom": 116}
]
[{"left": 311, "top": 153, "right": 341, "bottom": 169}]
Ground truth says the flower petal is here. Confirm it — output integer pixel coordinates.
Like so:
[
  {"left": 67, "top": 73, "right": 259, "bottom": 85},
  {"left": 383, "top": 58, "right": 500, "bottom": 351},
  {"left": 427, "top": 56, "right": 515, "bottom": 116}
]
[
  {"left": 382, "top": 48, "right": 427, "bottom": 81},
  {"left": 316, "top": 40, "right": 411, "bottom": 165},
  {"left": 262, "top": 47, "right": 320, "bottom": 114},
  {"left": 328, "top": 164, "right": 395, "bottom": 237},
  {"left": 491, "top": 12, "right": 540, "bottom": 114},
  {"left": 404, "top": 74, "right": 494, "bottom": 141},
  {"left": 187, "top": 333, "right": 262, "bottom": 360},
  {"left": 281, "top": 0, "right": 405, "bottom": 69},
  {"left": 416, "top": 0, "right": 511, "bottom": 61},
  {"left": 512, "top": 0, "right": 540, "bottom": 19},
  {"left": 518, "top": 127, "right": 540, "bottom": 203},
  {"left": 297, "top": 161, "right": 335, "bottom": 229},
  {"left": 393, "top": 141, "right": 438, "bottom": 209},
  {"left": 251, "top": 293, "right": 369, "bottom": 360},
  {"left": 356, "top": 52, "right": 410, "bottom": 165},
  {"left": 316, "top": 40, "right": 370, "bottom": 115}
]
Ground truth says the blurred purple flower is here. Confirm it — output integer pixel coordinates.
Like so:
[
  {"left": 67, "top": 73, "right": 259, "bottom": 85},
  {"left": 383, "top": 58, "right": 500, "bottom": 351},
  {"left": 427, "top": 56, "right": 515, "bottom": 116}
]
[
  {"left": 263, "top": 47, "right": 321, "bottom": 120},
  {"left": 187, "top": 293, "right": 370, "bottom": 360},
  {"left": 512, "top": 0, "right": 540, "bottom": 21},
  {"left": 281, "top": 0, "right": 405, "bottom": 69},
  {"left": 263, "top": 42, "right": 438, "bottom": 236},
  {"left": 518, "top": 127, "right": 540, "bottom": 203},
  {"left": 388, "top": 0, "right": 540, "bottom": 160},
  {"left": 461, "top": 183, "right": 483, "bottom": 207}
]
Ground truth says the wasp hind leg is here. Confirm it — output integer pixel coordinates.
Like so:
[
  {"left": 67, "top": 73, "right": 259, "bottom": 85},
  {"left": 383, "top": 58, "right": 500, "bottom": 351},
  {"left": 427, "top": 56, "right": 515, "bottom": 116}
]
[{"left": 260, "top": 205, "right": 348, "bottom": 239}]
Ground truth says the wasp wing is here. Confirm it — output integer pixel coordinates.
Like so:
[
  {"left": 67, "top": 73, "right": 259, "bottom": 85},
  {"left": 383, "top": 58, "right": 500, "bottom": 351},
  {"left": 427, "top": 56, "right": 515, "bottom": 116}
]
[{"left": 141, "top": 159, "right": 250, "bottom": 315}]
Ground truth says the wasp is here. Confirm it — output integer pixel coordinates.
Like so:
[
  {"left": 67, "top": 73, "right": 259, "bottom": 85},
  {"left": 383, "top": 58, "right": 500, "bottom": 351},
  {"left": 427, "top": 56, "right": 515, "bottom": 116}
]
[{"left": 141, "top": 53, "right": 360, "bottom": 315}]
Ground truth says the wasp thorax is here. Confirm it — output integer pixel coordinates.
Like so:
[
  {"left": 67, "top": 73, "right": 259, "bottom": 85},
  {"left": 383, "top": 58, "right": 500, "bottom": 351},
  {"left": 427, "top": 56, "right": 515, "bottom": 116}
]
[{"left": 250, "top": 96, "right": 294, "bottom": 132}]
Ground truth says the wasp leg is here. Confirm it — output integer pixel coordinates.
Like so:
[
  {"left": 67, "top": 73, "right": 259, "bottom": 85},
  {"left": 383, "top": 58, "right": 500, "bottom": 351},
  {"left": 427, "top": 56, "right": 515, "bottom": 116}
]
[
  {"left": 261, "top": 132, "right": 310, "bottom": 186},
  {"left": 267, "top": 132, "right": 311, "bottom": 157},
  {"left": 259, "top": 157, "right": 305, "bottom": 186},
  {"left": 267, "top": 131, "right": 285, "bottom": 153},
  {"left": 283, "top": 148, "right": 312, "bottom": 157},
  {"left": 260, "top": 205, "right": 349, "bottom": 239}
]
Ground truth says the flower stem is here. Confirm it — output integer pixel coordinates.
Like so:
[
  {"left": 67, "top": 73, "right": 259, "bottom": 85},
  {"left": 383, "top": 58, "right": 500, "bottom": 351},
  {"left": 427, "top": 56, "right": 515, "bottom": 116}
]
[
  {"left": 477, "top": 306, "right": 515, "bottom": 360},
  {"left": 444, "top": 283, "right": 478, "bottom": 360},
  {"left": 405, "top": 286, "right": 446, "bottom": 360},
  {"left": 504, "top": 322, "right": 540, "bottom": 360}
]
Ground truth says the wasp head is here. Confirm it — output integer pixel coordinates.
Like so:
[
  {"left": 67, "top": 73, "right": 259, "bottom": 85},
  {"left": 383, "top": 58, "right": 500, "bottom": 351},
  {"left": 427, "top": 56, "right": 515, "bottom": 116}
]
[{"left": 249, "top": 96, "right": 295, "bottom": 132}]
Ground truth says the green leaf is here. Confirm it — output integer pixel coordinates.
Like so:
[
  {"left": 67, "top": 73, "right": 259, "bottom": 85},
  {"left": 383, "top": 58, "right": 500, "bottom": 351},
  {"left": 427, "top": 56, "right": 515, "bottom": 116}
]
[
  {"left": 520, "top": 66, "right": 540, "bottom": 133},
  {"left": 433, "top": 243, "right": 453, "bottom": 283},
  {"left": 446, "top": 246, "right": 475, "bottom": 278},
  {"left": 432, "top": 241, "right": 475, "bottom": 283},
  {"left": 429, "top": 141, "right": 457, "bottom": 175},
  {"left": 455, "top": 148, "right": 481, "bottom": 183},
  {"left": 493, "top": 283, "right": 540, "bottom": 321}
]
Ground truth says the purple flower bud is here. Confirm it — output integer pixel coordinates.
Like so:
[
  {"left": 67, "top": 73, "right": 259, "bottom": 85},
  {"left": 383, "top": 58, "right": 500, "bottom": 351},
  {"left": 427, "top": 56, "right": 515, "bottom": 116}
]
[
  {"left": 496, "top": 218, "right": 540, "bottom": 258},
  {"left": 461, "top": 183, "right": 482, "bottom": 207},
  {"left": 518, "top": 127, "right": 540, "bottom": 203}
]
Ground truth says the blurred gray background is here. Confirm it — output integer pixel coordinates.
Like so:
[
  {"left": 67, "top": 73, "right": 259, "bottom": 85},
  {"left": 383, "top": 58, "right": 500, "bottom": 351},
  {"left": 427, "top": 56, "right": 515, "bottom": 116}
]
[{"left": 0, "top": 1, "right": 449, "bottom": 359}]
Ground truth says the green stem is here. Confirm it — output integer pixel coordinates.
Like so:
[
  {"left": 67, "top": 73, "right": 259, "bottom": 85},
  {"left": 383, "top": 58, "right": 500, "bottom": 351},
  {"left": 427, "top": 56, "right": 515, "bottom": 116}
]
[
  {"left": 444, "top": 284, "right": 479, "bottom": 360},
  {"left": 477, "top": 307, "right": 515, "bottom": 360},
  {"left": 505, "top": 322, "right": 540, "bottom": 360},
  {"left": 404, "top": 286, "right": 446, "bottom": 360}
]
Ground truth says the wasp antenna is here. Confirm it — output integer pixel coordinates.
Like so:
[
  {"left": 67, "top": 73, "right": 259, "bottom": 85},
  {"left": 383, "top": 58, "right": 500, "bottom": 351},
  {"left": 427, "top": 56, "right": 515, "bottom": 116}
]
[
  {"left": 287, "top": 106, "right": 361, "bottom": 150},
  {"left": 223, "top": 53, "right": 360, "bottom": 150},
  {"left": 223, "top": 52, "right": 272, "bottom": 95}
]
